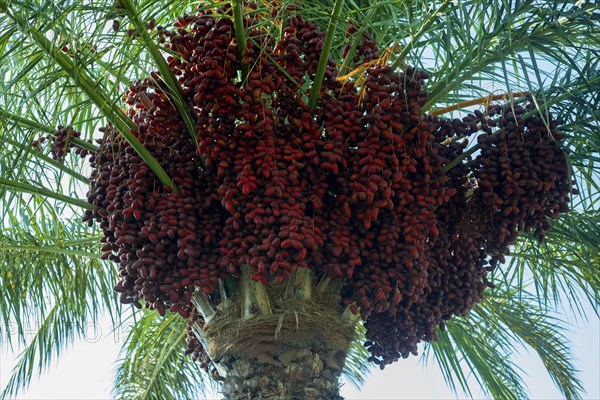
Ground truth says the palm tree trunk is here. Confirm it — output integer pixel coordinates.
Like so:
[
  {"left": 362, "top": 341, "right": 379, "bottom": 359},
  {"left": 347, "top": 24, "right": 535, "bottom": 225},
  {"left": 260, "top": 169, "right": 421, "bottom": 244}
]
[
  {"left": 219, "top": 343, "right": 346, "bottom": 399},
  {"left": 196, "top": 270, "right": 355, "bottom": 399}
]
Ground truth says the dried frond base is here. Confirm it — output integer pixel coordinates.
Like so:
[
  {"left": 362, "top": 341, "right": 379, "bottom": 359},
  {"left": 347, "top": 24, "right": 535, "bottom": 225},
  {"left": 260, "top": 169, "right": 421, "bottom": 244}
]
[{"left": 203, "top": 288, "right": 354, "bottom": 399}]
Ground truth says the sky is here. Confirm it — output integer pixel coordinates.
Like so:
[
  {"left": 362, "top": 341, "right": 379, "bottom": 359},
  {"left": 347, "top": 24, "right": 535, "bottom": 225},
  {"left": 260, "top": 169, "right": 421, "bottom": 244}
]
[{"left": 1, "top": 304, "right": 598, "bottom": 400}]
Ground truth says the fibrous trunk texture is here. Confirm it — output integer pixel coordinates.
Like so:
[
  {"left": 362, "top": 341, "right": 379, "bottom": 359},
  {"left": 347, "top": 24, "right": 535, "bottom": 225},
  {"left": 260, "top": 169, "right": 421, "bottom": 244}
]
[
  {"left": 198, "top": 274, "right": 355, "bottom": 400},
  {"left": 220, "top": 344, "right": 346, "bottom": 399}
]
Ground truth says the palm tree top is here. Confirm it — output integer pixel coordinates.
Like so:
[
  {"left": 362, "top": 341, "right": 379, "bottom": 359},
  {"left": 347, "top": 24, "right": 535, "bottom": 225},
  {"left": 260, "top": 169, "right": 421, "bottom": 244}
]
[{"left": 0, "top": 1, "right": 598, "bottom": 399}]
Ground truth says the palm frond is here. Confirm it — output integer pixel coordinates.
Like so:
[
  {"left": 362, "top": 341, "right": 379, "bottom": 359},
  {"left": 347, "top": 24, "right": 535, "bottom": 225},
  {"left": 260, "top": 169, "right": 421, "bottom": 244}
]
[
  {"left": 479, "top": 288, "right": 584, "bottom": 399},
  {"left": 423, "top": 285, "right": 585, "bottom": 400},
  {"left": 0, "top": 204, "right": 119, "bottom": 399},
  {"left": 508, "top": 209, "right": 600, "bottom": 317},
  {"left": 341, "top": 322, "right": 371, "bottom": 390},
  {"left": 421, "top": 1, "right": 600, "bottom": 111},
  {"left": 112, "top": 311, "right": 211, "bottom": 400},
  {"left": 434, "top": 314, "right": 528, "bottom": 400},
  {"left": 0, "top": 0, "right": 176, "bottom": 189},
  {"left": 421, "top": 322, "right": 472, "bottom": 397},
  {"left": 307, "top": 0, "right": 345, "bottom": 110}
]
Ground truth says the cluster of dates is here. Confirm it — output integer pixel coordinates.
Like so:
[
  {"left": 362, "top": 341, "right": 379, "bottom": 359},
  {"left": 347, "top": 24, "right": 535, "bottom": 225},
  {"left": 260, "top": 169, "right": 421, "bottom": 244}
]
[
  {"left": 82, "top": 76, "right": 225, "bottom": 318},
  {"left": 471, "top": 103, "right": 575, "bottom": 254},
  {"left": 33, "top": 125, "right": 91, "bottom": 162},
  {"left": 82, "top": 4, "right": 575, "bottom": 369}
]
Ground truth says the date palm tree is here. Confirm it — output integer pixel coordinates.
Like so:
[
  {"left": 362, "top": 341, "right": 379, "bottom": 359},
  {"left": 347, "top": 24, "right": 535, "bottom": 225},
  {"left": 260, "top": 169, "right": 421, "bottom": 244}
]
[{"left": 0, "top": 0, "right": 598, "bottom": 399}]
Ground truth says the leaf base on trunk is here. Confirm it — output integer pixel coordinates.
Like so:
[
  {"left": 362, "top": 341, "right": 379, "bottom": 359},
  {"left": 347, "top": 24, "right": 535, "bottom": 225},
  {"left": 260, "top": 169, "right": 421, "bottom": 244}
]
[{"left": 202, "top": 287, "right": 355, "bottom": 399}]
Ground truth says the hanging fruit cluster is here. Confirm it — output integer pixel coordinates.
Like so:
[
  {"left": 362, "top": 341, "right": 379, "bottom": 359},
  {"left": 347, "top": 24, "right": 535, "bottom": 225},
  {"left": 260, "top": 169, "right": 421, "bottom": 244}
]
[
  {"left": 470, "top": 103, "right": 575, "bottom": 251},
  {"left": 82, "top": 76, "right": 225, "bottom": 318},
  {"left": 83, "top": 4, "right": 576, "bottom": 369},
  {"left": 33, "top": 125, "right": 91, "bottom": 162}
]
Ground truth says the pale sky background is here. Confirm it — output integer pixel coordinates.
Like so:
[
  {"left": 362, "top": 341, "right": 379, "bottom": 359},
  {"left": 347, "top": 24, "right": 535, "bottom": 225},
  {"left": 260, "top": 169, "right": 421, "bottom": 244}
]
[{"left": 1, "top": 302, "right": 598, "bottom": 400}]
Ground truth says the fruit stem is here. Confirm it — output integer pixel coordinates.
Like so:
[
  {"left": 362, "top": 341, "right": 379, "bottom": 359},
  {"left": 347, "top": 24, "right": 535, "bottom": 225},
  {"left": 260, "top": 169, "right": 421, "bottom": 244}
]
[
  {"left": 0, "top": 177, "right": 93, "bottom": 210},
  {"left": 316, "top": 276, "right": 331, "bottom": 293},
  {"left": 248, "top": 37, "right": 302, "bottom": 88},
  {"left": 339, "top": 3, "right": 382, "bottom": 76},
  {"left": 278, "top": 6, "right": 288, "bottom": 43},
  {"left": 232, "top": 0, "right": 248, "bottom": 81},
  {"left": 192, "top": 291, "right": 216, "bottom": 322},
  {"left": 444, "top": 143, "right": 478, "bottom": 172},
  {"left": 431, "top": 91, "right": 530, "bottom": 116},
  {"left": 240, "top": 265, "right": 272, "bottom": 318},
  {"left": 308, "top": 0, "right": 345, "bottom": 111},
  {"left": 339, "top": 26, "right": 364, "bottom": 76},
  {"left": 342, "top": 305, "right": 360, "bottom": 322},
  {"left": 284, "top": 267, "right": 313, "bottom": 301}
]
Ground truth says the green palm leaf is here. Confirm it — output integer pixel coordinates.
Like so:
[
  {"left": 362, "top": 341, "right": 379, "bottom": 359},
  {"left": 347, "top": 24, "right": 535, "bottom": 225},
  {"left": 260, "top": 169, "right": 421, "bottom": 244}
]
[
  {"left": 423, "top": 286, "right": 584, "bottom": 399},
  {"left": 112, "top": 311, "right": 210, "bottom": 400},
  {"left": 0, "top": 204, "right": 119, "bottom": 399},
  {"left": 509, "top": 209, "right": 600, "bottom": 316}
]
